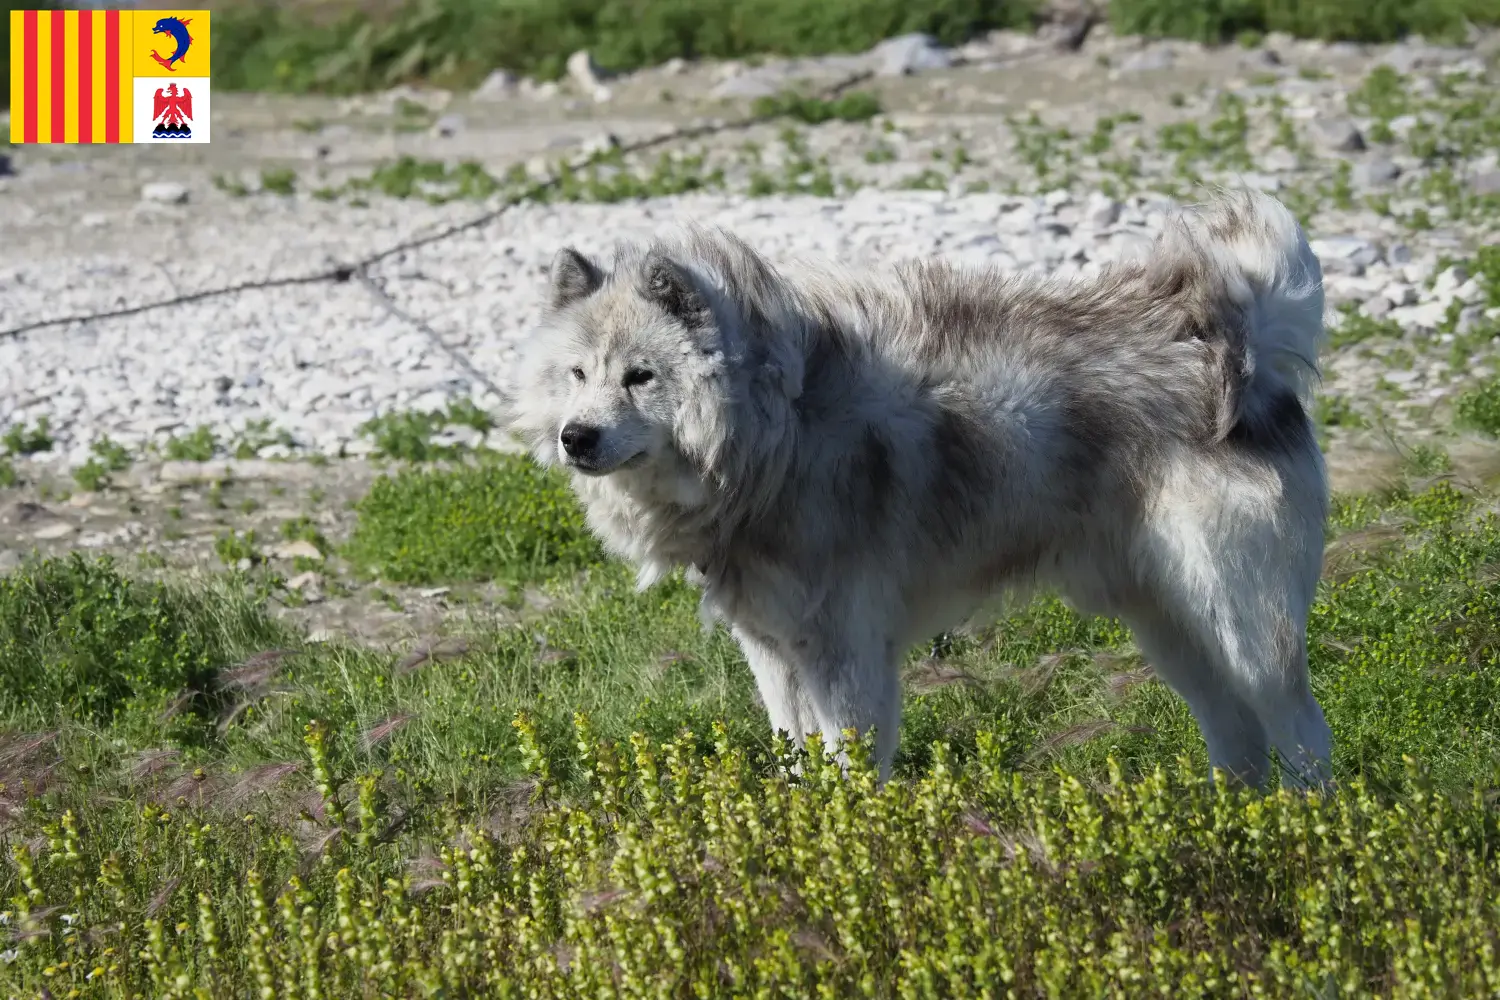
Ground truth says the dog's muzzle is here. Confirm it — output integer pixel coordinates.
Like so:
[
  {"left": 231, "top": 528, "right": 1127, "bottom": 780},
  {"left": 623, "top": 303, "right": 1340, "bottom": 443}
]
[
  {"left": 559, "top": 423, "right": 649, "bottom": 475},
  {"left": 560, "top": 422, "right": 601, "bottom": 460}
]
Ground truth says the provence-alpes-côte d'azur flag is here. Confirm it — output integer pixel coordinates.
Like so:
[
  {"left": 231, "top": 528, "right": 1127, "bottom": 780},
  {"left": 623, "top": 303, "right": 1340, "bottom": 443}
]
[{"left": 9, "top": 8, "right": 210, "bottom": 144}]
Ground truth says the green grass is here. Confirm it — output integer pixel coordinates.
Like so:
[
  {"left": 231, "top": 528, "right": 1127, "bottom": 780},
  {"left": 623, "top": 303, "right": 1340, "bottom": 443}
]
[
  {"left": 356, "top": 409, "right": 462, "bottom": 462},
  {"left": 215, "top": 529, "right": 265, "bottom": 568},
  {"left": 1007, "top": 112, "right": 1077, "bottom": 186},
  {"left": 1478, "top": 244, "right": 1500, "bottom": 308},
  {"left": 209, "top": 0, "right": 1039, "bottom": 95},
  {"left": 0, "top": 554, "right": 283, "bottom": 735},
  {"left": 0, "top": 416, "right": 53, "bottom": 489},
  {"left": 163, "top": 425, "right": 221, "bottom": 462},
  {"left": 1343, "top": 70, "right": 1500, "bottom": 227},
  {"left": 212, "top": 173, "right": 252, "bottom": 198},
  {"left": 749, "top": 90, "right": 883, "bottom": 124},
  {"left": 260, "top": 166, "right": 298, "bottom": 195},
  {"left": 1110, "top": 0, "right": 1500, "bottom": 44},
  {"left": 355, "top": 402, "right": 498, "bottom": 461},
  {"left": 1316, "top": 392, "right": 1367, "bottom": 434},
  {"left": 1, "top": 416, "right": 53, "bottom": 457},
  {"left": 2, "top": 469, "right": 1500, "bottom": 992},
  {"left": 331, "top": 116, "right": 875, "bottom": 207},
  {"left": 341, "top": 155, "right": 509, "bottom": 203},
  {"left": 898, "top": 167, "right": 950, "bottom": 190},
  {"left": 232, "top": 419, "right": 298, "bottom": 460},
  {"left": 71, "top": 437, "right": 134, "bottom": 492},
  {"left": 342, "top": 452, "right": 604, "bottom": 585},
  {"left": 1328, "top": 305, "right": 1406, "bottom": 351},
  {"left": 552, "top": 149, "right": 732, "bottom": 202},
  {"left": 1156, "top": 91, "right": 1253, "bottom": 178}
]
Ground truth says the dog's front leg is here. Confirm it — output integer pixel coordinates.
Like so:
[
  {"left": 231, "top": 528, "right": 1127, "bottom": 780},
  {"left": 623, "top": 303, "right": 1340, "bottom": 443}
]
[
  {"left": 731, "top": 625, "right": 821, "bottom": 756},
  {"left": 795, "top": 621, "right": 903, "bottom": 783}
]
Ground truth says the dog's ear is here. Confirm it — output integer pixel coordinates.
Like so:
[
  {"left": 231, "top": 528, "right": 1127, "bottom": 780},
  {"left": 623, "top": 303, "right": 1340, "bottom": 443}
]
[
  {"left": 642, "top": 249, "right": 713, "bottom": 329},
  {"left": 549, "top": 247, "right": 604, "bottom": 310}
]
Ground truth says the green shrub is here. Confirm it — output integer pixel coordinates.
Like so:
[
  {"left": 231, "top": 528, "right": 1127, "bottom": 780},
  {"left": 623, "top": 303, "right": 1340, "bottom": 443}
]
[
  {"left": 0, "top": 718, "right": 1498, "bottom": 996},
  {"left": 1260, "top": 0, "right": 1492, "bottom": 42},
  {"left": 71, "top": 459, "right": 110, "bottom": 492},
  {"left": 1455, "top": 376, "right": 1500, "bottom": 436},
  {"left": 342, "top": 453, "right": 604, "bottom": 584},
  {"left": 72, "top": 436, "right": 134, "bottom": 491},
  {"left": 1, "top": 416, "right": 52, "bottom": 456},
  {"left": 163, "top": 424, "right": 220, "bottom": 462},
  {"left": 1108, "top": 0, "right": 1265, "bottom": 43},
  {"left": 90, "top": 435, "right": 133, "bottom": 471},
  {"left": 259, "top": 166, "right": 298, "bottom": 194},
  {"left": 444, "top": 398, "right": 496, "bottom": 434},
  {"left": 1109, "top": 0, "right": 1498, "bottom": 44},
  {"left": 751, "top": 89, "right": 883, "bottom": 123},
  {"left": 356, "top": 402, "right": 504, "bottom": 460},
  {"left": 1327, "top": 305, "right": 1404, "bottom": 350},
  {"left": 210, "top": 0, "right": 1040, "bottom": 94},
  {"left": 0, "top": 554, "right": 284, "bottom": 730},
  {"left": 232, "top": 418, "right": 297, "bottom": 459},
  {"left": 1477, "top": 244, "right": 1500, "bottom": 308},
  {"left": 1316, "top": 392, "right": 1366, "bottom": 429},
  {"left": 215, "top": 529, "right": 263, "bottom": 566},
  {"left": 357, "top": 409, "right": 454, "bottom": 462}
]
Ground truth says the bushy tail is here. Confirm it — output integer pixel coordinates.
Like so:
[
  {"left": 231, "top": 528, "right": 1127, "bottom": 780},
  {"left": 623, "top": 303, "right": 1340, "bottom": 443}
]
[{"left": 1157, "top": 187, "right": 1327, "bottom": 439}]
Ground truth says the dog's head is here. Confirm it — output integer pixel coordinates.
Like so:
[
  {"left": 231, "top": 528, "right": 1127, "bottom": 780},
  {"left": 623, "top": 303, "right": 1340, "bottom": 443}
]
[{"left": 507, "top": 230, "right": 807, "bottom": 503}]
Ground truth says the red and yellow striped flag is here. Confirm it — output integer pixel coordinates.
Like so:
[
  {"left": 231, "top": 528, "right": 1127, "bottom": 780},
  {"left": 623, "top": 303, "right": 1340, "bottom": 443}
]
[{"left": 9, "top": 8, "right": 211, "bottom": 144}]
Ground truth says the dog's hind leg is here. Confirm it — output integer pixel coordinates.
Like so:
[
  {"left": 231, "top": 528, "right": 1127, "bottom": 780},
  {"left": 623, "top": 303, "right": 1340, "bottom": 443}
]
[
  {"left": 1122, "top": 604, "right": 1276, "bottom": 788},
  {"left": 1245, "top": 634, "right": 1332, "bottom": 791},
  {"left": 1133, "top": 460, "right": 1333, "bottom": 791},
  {"left": 1215, "top": 499, "right": 1333, "bottom": 792},
  {"left": 1128, "top": 594, "right": 1330, "bottom": 791}
]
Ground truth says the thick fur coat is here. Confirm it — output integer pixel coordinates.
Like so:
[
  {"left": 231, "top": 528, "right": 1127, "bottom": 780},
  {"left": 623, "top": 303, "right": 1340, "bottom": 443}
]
[{"left": 504, "top": 188, "right": 1334, "bottom": 789}]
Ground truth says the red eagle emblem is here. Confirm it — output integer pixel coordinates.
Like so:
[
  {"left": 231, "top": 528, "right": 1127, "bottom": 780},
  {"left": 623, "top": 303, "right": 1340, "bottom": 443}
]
[{"left": 151, "top": 83, "right": 194, "bottom": 139}]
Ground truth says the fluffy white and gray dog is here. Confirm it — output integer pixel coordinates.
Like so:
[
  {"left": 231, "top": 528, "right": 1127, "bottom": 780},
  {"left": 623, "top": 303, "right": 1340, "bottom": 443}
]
[{"left": 505, "top": 188, "right": 1333, "bottom": 790}]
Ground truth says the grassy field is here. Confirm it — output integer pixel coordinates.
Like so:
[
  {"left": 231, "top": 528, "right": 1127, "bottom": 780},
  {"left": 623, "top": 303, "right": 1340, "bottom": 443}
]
[{"left": 2, "top": 433, "right": 1500, "bottom": 993}]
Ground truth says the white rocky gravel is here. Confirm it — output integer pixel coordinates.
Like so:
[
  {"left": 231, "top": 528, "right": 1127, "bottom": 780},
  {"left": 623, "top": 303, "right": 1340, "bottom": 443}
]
[
  {"left": 1, "top": 183, "right": 1488, "bottom": 467},
  {"left": 1, "top": 26, "right": 1497, "bottom": 469}
]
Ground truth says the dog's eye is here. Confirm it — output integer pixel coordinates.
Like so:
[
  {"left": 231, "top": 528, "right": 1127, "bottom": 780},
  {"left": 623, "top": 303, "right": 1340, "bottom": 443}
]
[
  {"left": 570, "top": 366, "right": 586, "bottom": 382},
  {"left": 623, "top": 368, "right": 654, "bottom": 388}
]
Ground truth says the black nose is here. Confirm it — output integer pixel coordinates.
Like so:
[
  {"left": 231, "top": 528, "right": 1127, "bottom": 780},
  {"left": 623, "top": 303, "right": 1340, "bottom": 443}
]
[{"left": 559, "top": 423, "right": 600, "bottom": 458}]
